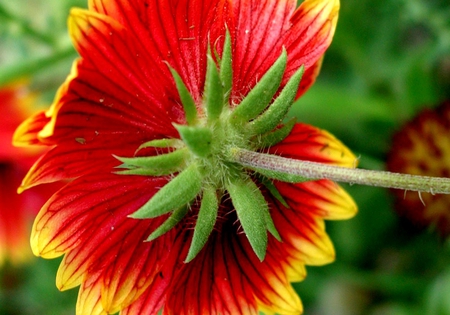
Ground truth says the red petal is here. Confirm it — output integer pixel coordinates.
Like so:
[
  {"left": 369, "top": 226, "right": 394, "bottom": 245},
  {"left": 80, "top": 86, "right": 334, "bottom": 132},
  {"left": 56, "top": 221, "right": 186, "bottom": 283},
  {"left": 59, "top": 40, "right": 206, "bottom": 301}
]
[
  {"left": 31, "top": 173, "right": 165, "bottom": 268},
  {"left": 164, "top": 199, "right": 302, "bottom": 315},
  {"left": 230, "top": 0, "right": 297, "bottom": 101},
  {"left": 295, "top": 56, "right": 323, "bottom": 98},
  {"left": 19, "top": 133, "right": 147, "bottom": 190},
  {"left": 230, "top": 0, "right": 339, "bottom": 102},
  {"left": 13, "top": 110, "right": 51, "bottom": 146},
  {"left": 67, "top": 10, "right": 181, "bottom": 133},
  {"left": 81, "top": 0, "right": 228, "bottom": 104},
  {"left": 284, "top": 0, "right": 339, "bottom": 82}
]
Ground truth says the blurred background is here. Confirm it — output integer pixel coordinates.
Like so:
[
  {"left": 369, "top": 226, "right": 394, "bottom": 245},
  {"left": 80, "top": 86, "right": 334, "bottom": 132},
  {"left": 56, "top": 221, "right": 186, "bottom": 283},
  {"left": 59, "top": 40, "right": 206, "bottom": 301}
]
[{"left": 0, "top": 0, "right": 449, "bottom": 314}]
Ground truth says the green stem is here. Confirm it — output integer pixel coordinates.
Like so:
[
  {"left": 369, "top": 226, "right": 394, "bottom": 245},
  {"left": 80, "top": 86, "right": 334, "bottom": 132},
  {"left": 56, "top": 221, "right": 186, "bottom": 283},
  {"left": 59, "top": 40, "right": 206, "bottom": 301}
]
[
  {"left": 0, "top": 4, "right": 55, "bottom": 46},
  {"left": 0, "top": 46, "right": 76, "bottom": 86},
  {"left": 230, "top": 148, "right": 450, "bottom": 194}
]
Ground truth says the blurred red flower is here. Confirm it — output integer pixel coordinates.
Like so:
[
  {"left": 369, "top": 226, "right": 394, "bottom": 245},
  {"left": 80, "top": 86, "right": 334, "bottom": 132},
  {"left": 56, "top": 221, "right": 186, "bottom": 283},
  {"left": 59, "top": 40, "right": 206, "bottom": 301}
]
[{"left": 387, "top": 100, "right": 450, "bottom": 237}]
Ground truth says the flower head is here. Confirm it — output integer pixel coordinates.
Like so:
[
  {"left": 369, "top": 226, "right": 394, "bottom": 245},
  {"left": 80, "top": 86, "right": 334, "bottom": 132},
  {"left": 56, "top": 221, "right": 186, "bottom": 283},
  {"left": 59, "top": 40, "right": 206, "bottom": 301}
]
[
  {"left": 387, "top": 100, "right": 450, "bottom": 237},
  {"left": 0, "top": 82, "right": 50, "bottom": 266},
  {"left": 14, "top": 0, "right": 357, "bottom": 314}
]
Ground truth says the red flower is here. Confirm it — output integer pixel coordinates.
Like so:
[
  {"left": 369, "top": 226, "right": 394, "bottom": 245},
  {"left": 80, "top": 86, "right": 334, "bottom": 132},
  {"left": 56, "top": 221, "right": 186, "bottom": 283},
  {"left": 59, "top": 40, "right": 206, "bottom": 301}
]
[
  {"left": 0, "top": 82, "right": 49, "bottom": 266},
  {"left": 387, "top": 100, "right": 450, "bottom": 237},
  {"left": 14, "top": 0, "right": 357, "bottom": 314}
]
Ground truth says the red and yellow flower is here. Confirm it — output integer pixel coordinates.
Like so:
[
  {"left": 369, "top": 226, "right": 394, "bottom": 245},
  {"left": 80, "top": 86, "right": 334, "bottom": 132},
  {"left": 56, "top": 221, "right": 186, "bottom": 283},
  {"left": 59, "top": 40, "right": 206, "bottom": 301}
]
[
  {"left": 0, "top": 82, "right": 50, "bottom": 266},
  {"left": 387, "top": 100, "right": 450, "bottom": 237},
  {"left": 14, "top": 0, "right": 357, "bottom": 314}
]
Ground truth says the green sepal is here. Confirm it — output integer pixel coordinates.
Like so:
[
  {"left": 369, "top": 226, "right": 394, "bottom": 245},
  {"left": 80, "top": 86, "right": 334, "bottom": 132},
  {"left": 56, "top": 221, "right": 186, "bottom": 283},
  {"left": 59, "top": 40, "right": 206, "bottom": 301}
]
[
  {"left": 250, "top": 65, "right": 304, "bottom": 134},
  {"left": 185, "top": 186, "right": 219, "bottom": 263},
  {"left": 256, "top": 117, "right": 296, "bottom": 149},
  {"left": 258, "top": 175, "right": 290, "bottom": 208},
  {"left": 204, "top": 54, "right": 224, "bottom": 122},
  {"left": 146, "top": 206, "right": 189, "bottom": 241},
  {"left": 114, "top": 148, "right": 188, "bottom": 175},
  {"left": 167, "top": 64, "right": 198, "bottom": 125},
  {"left": 226, "top": 175, "right": 270, "bottom": 261},
  {"left": 175, "top": 124, "right": 212, "bottom": 158},
  {"left": 130, "top": 163, "right": 203, "bottom": 219},
  {"left": 136, "top": 138, "right": 183, "bottom": 150},
  {"left": 251, "top": 166, "right": 311, "bottom": 184},
  {"left": 115, "top": 167, "right": 183, "bottom": 177},
  {"left": 230, "top": 49, "right": 287, "bottom": 124},
  {"left": 219, "top": 29, "right": 232, "bottom": 104}
]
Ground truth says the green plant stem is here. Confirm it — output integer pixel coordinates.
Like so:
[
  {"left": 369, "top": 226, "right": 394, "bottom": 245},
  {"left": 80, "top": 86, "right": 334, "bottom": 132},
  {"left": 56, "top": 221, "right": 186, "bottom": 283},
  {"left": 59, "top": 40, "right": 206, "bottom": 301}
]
[
  {"left": 0, "top": 4, "right": 55, "bottom": 46},
  {"left": 230, "top": 148, "right": 450, "bottom": 194},
  {"left": 0, "top": 46, "right": 76, "bottom": 86}
]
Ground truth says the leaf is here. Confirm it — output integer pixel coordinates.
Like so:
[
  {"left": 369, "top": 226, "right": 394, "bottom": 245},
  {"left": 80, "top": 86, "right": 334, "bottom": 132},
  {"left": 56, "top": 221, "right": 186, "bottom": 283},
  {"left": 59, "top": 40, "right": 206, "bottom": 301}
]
[
  {"left": 250, "top": 65, "right": 304, "bottom": 134},
  {"left": 230, "top": 49, "right": 287, "bottom": 124},
  {"left": 226, "top": 175, "right": 271, "bottom": 261},
  {"left": 204, "top": 54, "right": 224, "bottom": 122},
  {"left": 185, "top": 186, "right": 219, "bottom": 262},
  {"left": 114, "top": 148, "right": 188, "bottom": 176},
  {"left": 256, "top": 117, "right": 296, "bottom": 149},
  {"left": 175, "top": 124, "right": 213, "bottom": 158},
  {"left": 220, "top": 29, "right": 232, "bottom": 104},
  {"left": 130, "top": 163, "right": 203, "bottom": 219},
  {"left": 136, "top": 138, "right": 183, "bottom": 150},
  {"left": 146, "top": 206, "right": 189, "bottom": 241},
  {"left": 167, "top": 64, "right": 198, "bottom": 125},
  {"left": 258, "top": 175, "right": 290, "bottom": 208}
]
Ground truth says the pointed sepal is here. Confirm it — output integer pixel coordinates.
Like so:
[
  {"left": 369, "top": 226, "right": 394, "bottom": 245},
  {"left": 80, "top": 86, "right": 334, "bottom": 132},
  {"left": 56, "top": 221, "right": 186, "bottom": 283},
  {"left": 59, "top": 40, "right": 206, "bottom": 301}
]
[
  {"left": 256, "top": 118, "right": 296, "bottom": 149},
  {"left": 136, "top": 138, "right": 183, "bottom": 150},
  {"left": 250, "top": 65, "right": 304, "bottom": 135},
  {"left": 219, "top": 29, "right": 232, "bottom": 104},
  {"left": 174, "top": 124, "right": 213, "bottom": 158},
  {"left": 204, "top": 54, "right": 224, "bottom": 122},
  {"left": 130, "top": 163, "right": 203, "bottom": 219},
  {"left": 230, "top": 49, "right": 287, "bottom": 124},
  {"left": 185, "top": 186, "right": 219, "bottom": 262},
  {"left": 167, "top": 64, "right": 198, "bottom": 125},
  {"left": 257, "top": 175, "right": 290, "bottom": 208},
  {"left": 114, "top": 148, "right": 188, "bottom": 176},
  {"left": 226, "top": 175, "right": 273, "bottom": 261},
  {"left": 146, "top": 206, "right": 189, "bottom": 241}
]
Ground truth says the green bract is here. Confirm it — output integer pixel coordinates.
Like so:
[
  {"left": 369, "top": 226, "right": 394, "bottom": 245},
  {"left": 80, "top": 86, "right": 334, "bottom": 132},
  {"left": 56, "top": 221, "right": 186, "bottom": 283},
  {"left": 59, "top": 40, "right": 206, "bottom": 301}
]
[{"left": 116, "top": 30, "right": 304, "bottom": 262}]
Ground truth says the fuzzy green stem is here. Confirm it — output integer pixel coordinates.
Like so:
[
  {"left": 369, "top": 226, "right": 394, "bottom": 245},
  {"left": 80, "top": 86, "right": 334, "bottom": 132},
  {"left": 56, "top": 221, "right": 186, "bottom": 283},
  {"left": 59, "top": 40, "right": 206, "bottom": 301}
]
[{"left": 230, "top": 148, "right": 450, "bottom": 194}]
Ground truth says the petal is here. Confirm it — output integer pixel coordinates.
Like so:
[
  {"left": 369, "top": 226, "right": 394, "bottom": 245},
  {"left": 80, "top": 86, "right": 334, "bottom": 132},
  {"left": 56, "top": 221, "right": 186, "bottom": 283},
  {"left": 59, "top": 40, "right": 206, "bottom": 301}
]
[
  {"left": 18, "top": 133, "right": 148, "bottom": 190},
  {"left": 31, "top": 172, "right": 165, "bottom": 260},
  {"left": 65, "top": 10, "right": 181, "bottom": 135},
  {"left": 120, "top": 235, "right": 186, "bottom": 315},
  {"left": 296, "top": 56, "right": 323, "bottom": 98},
  {"left": 164, "top": 198, "right": 302, "bottom": 315},
  {"left": 284, "top": 0, "right": 340, "bottom": 81},
  {"left": 88, "top": 0, "right": 229, "bottom": 103},
  {"left": 269, "top": 123, "right": 357, "bottom": 167},
  {"left": 268, "top": 183, "right": 337, "bottom": 266},
  {"left": 76, "top": 271, "right": 108, "bottom": 315},
  {"left": 13, "top": 110, "right": 51, "bottom": 146},
  {"left": 230, "top": 0, "right": 297, "bottom": 100},
  {"left": 278, "top": 180, "right": 357, "bottom": 221},
  {"left": 230, "top": 0, "right": 339, "bottom": 101}
]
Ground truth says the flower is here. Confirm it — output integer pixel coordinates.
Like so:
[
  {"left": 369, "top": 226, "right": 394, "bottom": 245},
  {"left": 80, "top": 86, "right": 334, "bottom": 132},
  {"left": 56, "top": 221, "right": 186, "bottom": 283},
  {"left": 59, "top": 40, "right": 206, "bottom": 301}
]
[
  {"left": 387, "top": 100, "right": 450, "bottom": 237},
  {"left": 14, "top": 0, "right": 357, "bottom": 314},
  {"left": 0, "top": 82, "right": 49, "bottom": 266}
]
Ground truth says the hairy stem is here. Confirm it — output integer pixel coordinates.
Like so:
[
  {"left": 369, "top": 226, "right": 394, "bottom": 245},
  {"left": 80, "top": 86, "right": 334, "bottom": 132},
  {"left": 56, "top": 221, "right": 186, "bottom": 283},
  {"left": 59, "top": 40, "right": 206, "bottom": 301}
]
[{"left": 230, "top": 148, "right": 450, "bottom": 194}]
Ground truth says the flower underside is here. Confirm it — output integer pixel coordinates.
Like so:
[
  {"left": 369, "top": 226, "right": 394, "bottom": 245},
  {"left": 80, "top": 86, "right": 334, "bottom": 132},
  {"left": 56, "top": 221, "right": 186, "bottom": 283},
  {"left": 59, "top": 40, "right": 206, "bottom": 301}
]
[{"left": 116, "top": 31, "right": 305, "bottom": 262}]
